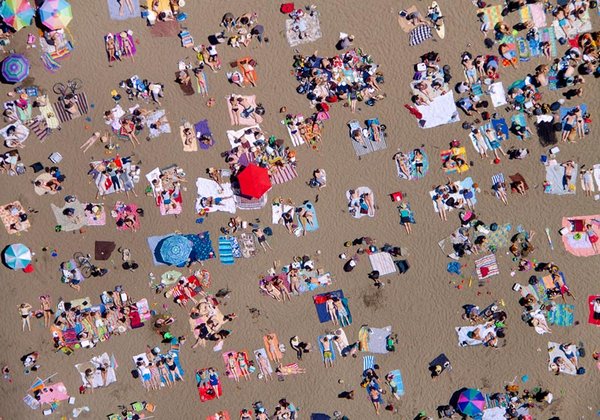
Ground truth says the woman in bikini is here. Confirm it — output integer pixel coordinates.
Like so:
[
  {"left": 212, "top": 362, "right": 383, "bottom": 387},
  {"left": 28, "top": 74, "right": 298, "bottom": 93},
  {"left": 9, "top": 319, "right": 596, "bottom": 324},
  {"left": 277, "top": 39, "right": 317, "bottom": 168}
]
[
  {"left": 120, "top": 32, "right": 134, "bottom": 62},
  {"left": 236, "top": 352, "right": 250, "bottom": 381},
  {"left": 165, "top": 355, "right": 184, "bottom": 382},
  {"left": 106, "top": 34, "right": 117, "bottom": 65},
  {"left": 40, "top": 296, "right": 53, "bottom": 328},
  {"left": 229, "top": 96, "right": 241, "bottom": 125}
]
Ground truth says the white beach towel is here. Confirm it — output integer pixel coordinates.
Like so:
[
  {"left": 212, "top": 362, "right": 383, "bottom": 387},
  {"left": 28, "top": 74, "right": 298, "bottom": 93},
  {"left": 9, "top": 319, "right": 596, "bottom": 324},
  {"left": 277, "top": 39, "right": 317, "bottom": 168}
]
[{"left": 195, "top": 178, "right": 236, "bottom": 214}]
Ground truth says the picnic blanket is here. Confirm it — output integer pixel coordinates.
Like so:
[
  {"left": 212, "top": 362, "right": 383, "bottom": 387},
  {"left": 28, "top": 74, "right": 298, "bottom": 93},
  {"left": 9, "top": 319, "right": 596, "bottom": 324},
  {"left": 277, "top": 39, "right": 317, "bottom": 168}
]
[
  {"left": 358, "top": 325, "right": 392, "bottom": 354},
  {"left": 552, "top": 9, "right": 592, "bottom": 39},
  {"left": 547, "top": 342, "right": 578, "bottom": 375},
  {"left": 409, "top": 24, "right": 432, "bottom": 46},
  {"left": 51, "top": 199, "right": 86, "bottom": 232},
  {"left": 415, "top": 91, "right": 459, "bottom": 129},
  {"left": 53, "top": 92, "right": 89, "bottom": 123},
  {"left": 106, "top": 0, "right": 140, "bottom": 20},
  {"left": 545, "top": 161, "right": 578, "bottom": 195},
  {"left": 475, "top": 254, "right": 500, "bottom": 280},
  {"left": 547, "top": 304, "right": 575, "bottom": 327},
  {"left": 226, "top": 95, "right": 263, "bottom": 126},
  {"left": 112, "top": 202, "right": 140, "bottom": 231},
  {"left": 561, "top": 215, "right": 600, "bottom": 256},
  {"left": 176, "top": 70, "right": 195, "bottom": 95},
  {"left": 195, "top": 178, "right": 236, "bottom": 214},
  {"left": 285, "top": 14, "right": 322, "bottom": 47},
  {"left": 75, "top": 353, "right": 117, "bottom": 389},
  {"left": 368, "top": 252, "right": 397, "bottom": 276},
  {"left": 0, "top": 201, "right": 30, "bottom": 234}
]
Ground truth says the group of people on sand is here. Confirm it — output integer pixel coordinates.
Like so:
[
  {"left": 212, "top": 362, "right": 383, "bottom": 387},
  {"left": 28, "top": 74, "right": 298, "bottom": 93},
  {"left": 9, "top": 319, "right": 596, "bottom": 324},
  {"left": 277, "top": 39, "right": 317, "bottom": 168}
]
[
  {"left": 239, "top": 398, "right": 298, "bottom": 420},
  {"left": 292, "top": 47, "right": 386, "bottom": 114},
  {"left": 34, "top": 165, "right": 66, "bottom": 195},
  {"left": 135, "top": 346, "right": 184, "bottom": 391},
  {"left": 432, "top": 180, "right": 476, "bottom": 221},
  {"left": 218, "top": 11, "right": 266, "bottom": 48}
]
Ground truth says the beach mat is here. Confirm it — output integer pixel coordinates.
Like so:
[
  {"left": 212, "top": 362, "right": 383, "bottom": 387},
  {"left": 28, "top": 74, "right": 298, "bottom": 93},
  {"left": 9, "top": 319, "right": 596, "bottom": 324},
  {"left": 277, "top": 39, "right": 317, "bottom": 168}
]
[
  {"left": 387, "top": 369, "right": 405, "bottom": 397},
  {"left": 297, "top": 201, "right": 318, "bottom": 233},
  {"left": 106, "top": 0, "right": 140, "bottom": 20},
  {"left": 194, "top": 119, "right": 215, "bottom": 149},
  {"left": 270, "top": 164, "right": 298, "bottom": 185},
  {"left": 53, "top": 92, "right": 89, "bottom": 123},
  {"left": 317, "top": 335, "right": 336, "bottom": 362},
  {"left": 547, "top": 304, "right": 574, "bottom": 327}
]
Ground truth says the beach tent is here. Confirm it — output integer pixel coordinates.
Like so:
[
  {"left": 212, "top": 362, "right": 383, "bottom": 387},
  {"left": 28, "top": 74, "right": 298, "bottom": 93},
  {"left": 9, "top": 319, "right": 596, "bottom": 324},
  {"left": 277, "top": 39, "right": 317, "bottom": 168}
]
[{"left": 237, "top": 163, "right": 271, "bottom": 199}]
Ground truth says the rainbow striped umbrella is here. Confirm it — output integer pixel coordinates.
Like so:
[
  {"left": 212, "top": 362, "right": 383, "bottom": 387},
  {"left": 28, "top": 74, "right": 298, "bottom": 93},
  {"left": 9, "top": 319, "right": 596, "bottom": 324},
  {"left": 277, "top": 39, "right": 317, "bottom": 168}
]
[
  {"left": 39, "top": 0, "right": 72, "bottom": 30},
  {"left": 0, "top": 0, "right": 35, "bottom": 31}
]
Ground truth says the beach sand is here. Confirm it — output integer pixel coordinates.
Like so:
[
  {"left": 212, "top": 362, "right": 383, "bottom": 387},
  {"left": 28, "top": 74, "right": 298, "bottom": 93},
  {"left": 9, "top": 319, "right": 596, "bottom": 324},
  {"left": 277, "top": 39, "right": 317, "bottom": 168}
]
[{"left": 0, "top": 0, "right": 599, "bottom": 418}]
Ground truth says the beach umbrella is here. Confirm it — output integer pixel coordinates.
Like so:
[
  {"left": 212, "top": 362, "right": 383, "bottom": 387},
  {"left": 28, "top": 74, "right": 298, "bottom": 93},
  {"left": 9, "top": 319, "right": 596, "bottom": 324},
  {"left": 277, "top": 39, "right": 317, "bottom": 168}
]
[
  {"left": 39, "top": 0, "right": 72, "bottom": 30},
  {"left": 159, "top": 235, "right": 192, "bottom": 266},
  {"left": 0, "top": 0, "right": 35, "bottom": 31},
  {"left": 3, "top": 243, "right": 32, "bottom": 270},
  {"left": 456, "top": 388, "right": 485, "bottom": 417},
  {"left": 237, "top": 163, "right": 271, "bottom": 199},
  {"left": 1, "top": 53, "right": 29, "bottom": 83}
]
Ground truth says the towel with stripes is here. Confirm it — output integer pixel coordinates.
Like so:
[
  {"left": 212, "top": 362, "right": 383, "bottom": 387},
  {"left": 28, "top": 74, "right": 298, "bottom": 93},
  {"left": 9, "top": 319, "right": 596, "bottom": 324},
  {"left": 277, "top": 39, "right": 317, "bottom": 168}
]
[
  {"left": 363, "top": 355, "right": 375, "bottom": 372},
  {"left": 53, "top": 92, "right": 89, "bottom": 124},
  {"left": 475, "top": 254, "right": 499, "bottom": 280},
  {"left": 270, "top": 164, "right": 298, "bottom": 185},
  {"left": 234, "top": 194, "right": 268, "bottom": 211},
  {"left": 492, "top": 173, "right": 505, "bottom": 199},
  {"left": 218, "top": 236, "right": 235, "bottom": 265},
  {"left": 26, "top": 118, "right": 50, "bottom": 142}
]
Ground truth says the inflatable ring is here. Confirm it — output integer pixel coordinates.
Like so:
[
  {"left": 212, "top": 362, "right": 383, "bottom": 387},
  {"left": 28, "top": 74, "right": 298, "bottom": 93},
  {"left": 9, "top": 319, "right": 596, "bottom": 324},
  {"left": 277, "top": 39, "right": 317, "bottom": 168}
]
[{"left": 573, "top": 233, "right": 581, "bottom": 240}]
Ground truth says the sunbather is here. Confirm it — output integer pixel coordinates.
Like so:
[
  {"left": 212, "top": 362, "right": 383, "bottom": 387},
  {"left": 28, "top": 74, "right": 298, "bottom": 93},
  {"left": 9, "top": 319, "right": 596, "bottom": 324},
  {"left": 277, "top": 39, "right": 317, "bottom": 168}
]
[
  {"left": 326, "top": 297, "right": 338, "bottom": 325},
  {"left": 320, "top": 336, "right": 334, "bottom": 368},
  {"left": 296, "top": 206, "right": 314, "bottom": 235},
  {"left": 256, "top": 351, "right": 273, "bottom": 381}
]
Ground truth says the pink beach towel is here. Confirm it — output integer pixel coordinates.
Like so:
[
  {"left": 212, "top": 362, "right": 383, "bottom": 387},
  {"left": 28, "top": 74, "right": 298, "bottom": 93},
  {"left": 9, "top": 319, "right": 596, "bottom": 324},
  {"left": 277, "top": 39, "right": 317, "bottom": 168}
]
[
  {"left": 37, "top": 382, "right": 69, "bottom": 404},
  {"left": 561, "top": 215, "right": 600, "bottom": 257},
  {"left": 226, "top": 95, "right": 263, "bottom": 126}
]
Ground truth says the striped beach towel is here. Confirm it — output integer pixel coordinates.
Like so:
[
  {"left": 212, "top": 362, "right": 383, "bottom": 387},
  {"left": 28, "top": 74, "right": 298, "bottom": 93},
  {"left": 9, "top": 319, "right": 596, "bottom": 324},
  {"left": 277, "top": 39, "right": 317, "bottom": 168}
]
[
  {"left": 26, "top": 118, "right": 50, "bottom": 142},
  {"left": 40, "top": 53, "right": 61, "bottom": 73},
  {"left": 363, "top": 355, "right": 375, "bottom": 372},
  {"left": 53, "top": 92, "right": 89, "bottom": 123},
  {"left": 492, "top": 173, "right": 505, "bottom": 199},
  {"left": 478, "top": 5, "right": 503, "bottom": 26},
  {"left": 218, "top": 236, "right": 235, "bottom": 265},
  {"left": 234, "top": 194, "right": 268, "bottom": 210},
  {"left": 475, "top": 254, "right": 499, "bottom": 280},
  {"left": 270, "top": 164, "right": 298, "bottom": 185}
]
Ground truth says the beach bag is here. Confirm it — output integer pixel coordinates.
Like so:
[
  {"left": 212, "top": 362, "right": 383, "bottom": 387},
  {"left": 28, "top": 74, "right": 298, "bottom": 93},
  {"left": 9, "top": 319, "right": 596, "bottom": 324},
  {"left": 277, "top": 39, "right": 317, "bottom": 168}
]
[{"left": 280, "top": 3, "right": 295, "bottom": 14}]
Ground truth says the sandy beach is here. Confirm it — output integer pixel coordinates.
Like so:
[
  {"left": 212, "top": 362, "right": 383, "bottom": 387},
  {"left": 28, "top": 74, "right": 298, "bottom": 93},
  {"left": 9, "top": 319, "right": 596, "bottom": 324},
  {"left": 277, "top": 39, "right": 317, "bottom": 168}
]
[{"left": 0, "top": 0, "right": 599, "bottom": 419}]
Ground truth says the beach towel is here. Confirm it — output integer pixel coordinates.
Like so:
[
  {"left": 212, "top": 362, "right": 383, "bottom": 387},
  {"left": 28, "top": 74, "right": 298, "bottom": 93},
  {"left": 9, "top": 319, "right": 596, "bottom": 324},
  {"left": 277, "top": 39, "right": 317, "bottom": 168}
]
[
  {"left": 456, "top": 324, "right": 496, "bottom": 347},
  {"left": 545, "top": 162, "right": 578, "bottom": 195},
  {"left": 33, "top": 172, "right": 59, "bottom": 195},
  {"left": 218, "top": 236, "right": 234, "bottom": 265},
  {"left": 506, "top": 174, "right": 528, "bottom": 195},
  {"left": 540, "top": 27, "right": 558, "bottom": 58},
  {"left": 517, "top": 36, "right": 531, "bottom": 62},
  {"left": 226, "top": 95, "right": 262, "bottom": 126},
  {"left": 283, "top": 120, "right": 305, "bottom": 147},
  {"left": 429, "top": 177, "right": 477, "bottom": 212},
  {"left": 347, "top": 187, "right": 375, "bottom": 219},
  {"left": 561, "top": 215, "right": 600, "bottom": 256},
  {"left": 348, "top": 120, "right": 372, "bottom": 157},
  {"left": 221, "top": 351, "right": 249, "bottom": 380},
  {"left": 313, "top": 290, "right": 351, "bottom": 325},
  {"left": 365, "top": 118, "right": 388, "bottom": 153},
  {"left": 270, "top": 164, "right": 298, "bottom": 185},
  {"left": 368, "top": 252, "right": 397, "bottom": 276},
  {"left": 363, "top": 355, "right": 375, "bottom": 372},
  {"left": 560, "top": 104, "right": 588, "bottom": 133},
  {"left": 483, "top": 407, "right": 508, "bottom": 419},
  {"left": 396, "top": 148, "right": 429, "bottom": 180},
  {"left": 318, "top": 335, "right": 336, "bottom": 362},
  {"left": 547, "top": 342, "right": 578, "bottom": 375},
  {"left": 478, "top": 5, "right": 503, "bottom": 27},
  {"left": 488, "top": 82, "right": 507, "bottom": 108},
  {"left": 114, "top": 32, "right": 137, "bottom": 60},
  {"left": 492, "top": 173, "right": 505, "bottom": 199},
  {"left": 237, "top": 57, "right": 258, "bottom": 86},
  {"left": 37, "top": 382, "right": 69, "bottom": 404},
  {"left": 38, "top": 97, "right": 60, "bottom": 129},
  {"left": 107, "top": 0, "right": 140, "bottom": 20},
  {"left": 475, "top": 254, "right": 500, "bottom": 280},
  {"left": 409, "top": 24, "right": 432, "bottom": 46},
  {"left": 253, "top": 348, "right": 273, "bottom": 375},
  {"left": 0, "top": 201, "right": 30, "bottom": 234},
  {"left": 112, "top": 202, "right": 140, "bottom": 231},
  {"left": 176, "top": 71, "right": 195, "bottom": 96},
  {"left": 40, "top": 52, "right": 61, "bottom": 73},
  {"left": 416, "top": 91, "right": 459, "bottom": 129},
  {"left": 234, "top": 194, "right": 268, "bottom": 211},
  {"left": 440, "top": 147, "right": 469, "bottom": 174},
  {"left": 195, "top": 368, "right": 222, "bottom": 402},
  {"left": 547, "top": 304, "right": 575, "bottom": 327},
  {"left": 499, "top": 35, "right": 518, "bottom": 67},
  {"left": 510, "top": 113, "right": 530, "bottom": 139},
  {"left": 296, "top": 201, "right": 318, "bottom": 234},
  {"left": 75, "top": 353, "right": 117, "bottom": 389},
  {"left": 386, "top": 369, "right": 405, "bottom": 397},
  {"left": 239, "top": 233, "right": 256, "bottom": 258},
  {"left": 180, "top": 124, "right": 198, "bottom": 152},
  {"left": 588, "top": 296, "right": 600, "bottom": 326},
  {"left": 194, "top": 119, "right": 215, "bottom": 150},
  {"left": 53, "top": 92, "right": 89, "bottom": 124},
  {"left": 272, "top": 202, "right": 294, "bottom": 225},
  {"left": 552, "top": 9, "right": 592, "bottom": 39},
  {"left": 520, "top": 2, "right": 547, "bottom": 28},
  {"left": 285, "top": 14, "right": 322, "bottom": 47},
  {"left": 146, "top": 109, "right": 171, "bottom": 138}
]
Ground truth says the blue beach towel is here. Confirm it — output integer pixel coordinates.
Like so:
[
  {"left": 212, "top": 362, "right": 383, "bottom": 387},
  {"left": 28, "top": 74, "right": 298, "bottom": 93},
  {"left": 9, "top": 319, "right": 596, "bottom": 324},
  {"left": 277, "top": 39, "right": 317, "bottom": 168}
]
[
  {"left": 298, "top": 201, "right": 319, "bottom": 232},
  {"left": 363, "top": 355, "right": 375, "bottom": 371},
  {"left": 547, "top": 303, "right": 575, "bottom": 326},
  {"left": 387, "top": 369, "right": 405, "bottom": 397},
  {"left": 511, "top": 113, "right": 531, "bottom": 139},
  {"left": 317, "top": 335, "right": 336, "bottom": 361},
  {"left": 218, "top": 236, "right": 234, "bottom": 265}
]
